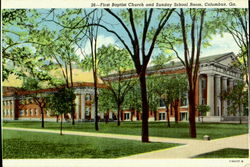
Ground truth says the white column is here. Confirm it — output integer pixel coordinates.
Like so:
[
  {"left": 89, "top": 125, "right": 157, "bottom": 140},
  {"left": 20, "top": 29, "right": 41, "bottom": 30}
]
[
  {"left": 228, "top": 78, "right": 234, "bottom": 116},
  {"left": 11, "top": 99, "right": 15, "bottom": 120},
  {"left": 81, "top": 94, "right": 85, "bottom": 120},
  {"left": 199, "top": 76, "right": 202, "bottom": 105},
  {"left": 207, "top": 74, "right": 214, "bottom": 116},
  {"left": 91, "top": 103, "right": 95, "bottom": 120},
  {"left": 75, "top": 95, "right": 79, "bottom": 120},
  {"left": 221, "top": 77, "right": 228, "bottom": 116},
  {"left": 229, "top": 78, "right": 234, "bottom": 89},
  {"left": 215, "top": 75, "right": 221, "bottom": 116}
]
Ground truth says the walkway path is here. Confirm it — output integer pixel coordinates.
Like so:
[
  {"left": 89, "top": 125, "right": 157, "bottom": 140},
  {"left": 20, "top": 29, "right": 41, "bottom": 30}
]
[{"left": 3, "top": 127, "right": 249, "bottom": 158}]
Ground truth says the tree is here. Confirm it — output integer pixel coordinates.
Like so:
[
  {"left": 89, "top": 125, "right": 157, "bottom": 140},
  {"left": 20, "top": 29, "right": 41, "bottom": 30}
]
[
  {"left": 40, "top": 8, "right": 175, "bottom": 142},
  {"left": 2, "top": 9, "right": 57, "bottom": 82},
  {"left": 218, "top": 9, "right": 248, "bottom": 85},
  {"left": 147, "top": 78, "right": 160, "bottom": 121},
  {"left": 222, "top": 80, "right": 248, "bottom": 124},
  {"left": 123, "top": 80, "right": 142, "bottom": 121},
  {"left": 22, "top": 77, "right": 50, "bottom": 128},
  {"left": 150, "top": 75, "right": 174, "bottom": 127},
  {"left": 98, "top": 88, "right": 116, "bottom": 123},
  {"left": 156, "top": 9, "right": 208, "bottom": 137},
  {"left": 197, "top": 105, "right": 210, "bottom": 123},
  {"left": 150, "top": 55, "right": 188, "bottom": 123},
  {"left": 47, "top": 87, "right": 76, "bottom": 135},
  {"left": 176, "top": 9, "right": 206, "bottom": 137},
  {"left": 103, "top": 9, "right": 175, "bottom": 142},
  {"left": 99, "top": 45, "right": 135, "bottom": 126}
]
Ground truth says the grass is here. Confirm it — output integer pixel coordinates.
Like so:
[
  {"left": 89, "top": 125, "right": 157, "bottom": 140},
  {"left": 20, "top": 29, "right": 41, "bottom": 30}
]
[
  {"left": 3, "top": 121, "right": 248, "bottom": 140},
  {"left": 3, "top": 129, "right": 180, "bottom": 159},
  {"left": 194, "top": 148, "right": 249, "bottom": 158}
]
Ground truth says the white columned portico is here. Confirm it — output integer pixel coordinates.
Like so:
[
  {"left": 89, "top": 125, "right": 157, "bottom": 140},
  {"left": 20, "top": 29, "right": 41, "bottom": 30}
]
[
  {"left": 215, "top": 75, "right": 221, "bottom": 116},
  {"left": 207, "top": 74, "right": 214, "bottom": 116},
  {"left": 221, "top": 77, "right": 228, "bottom": 116}
]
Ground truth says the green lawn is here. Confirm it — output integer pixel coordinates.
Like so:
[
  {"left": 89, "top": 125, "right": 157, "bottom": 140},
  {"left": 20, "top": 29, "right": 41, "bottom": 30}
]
[
  {"left": 3, "top": 121, "right": 248, "bottom": 140},
  {"left": 194, "top": 148, "right": 249, "bottom": 158},
  {"left": 3, "top": 129, "right": 179, "bottom": 159}
]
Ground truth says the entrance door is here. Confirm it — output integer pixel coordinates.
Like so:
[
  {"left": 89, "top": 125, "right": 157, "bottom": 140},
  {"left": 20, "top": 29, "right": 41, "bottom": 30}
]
[
  {"left": 180, "top": 113, "right": 188, "bottom": 121},
  {"left": 124, "top": 113, "right": 130, "bottom": 120},
  {"left": 159, "top": 113, "right": 166, "bottom": 120}
]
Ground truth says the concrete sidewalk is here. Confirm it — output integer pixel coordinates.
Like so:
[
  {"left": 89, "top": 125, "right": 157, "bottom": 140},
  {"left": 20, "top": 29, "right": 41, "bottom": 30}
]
[
  {"left": 124, "top": 134, "right": 249, "bottom": 159},
  {"left": 3, "top": 127, "right": 249, "bottom": 159}
]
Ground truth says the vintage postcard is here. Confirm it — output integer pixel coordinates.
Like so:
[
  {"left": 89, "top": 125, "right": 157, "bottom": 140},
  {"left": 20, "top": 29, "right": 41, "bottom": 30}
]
[{"left": 2, "top": 0, "right": 249, "bottom": 167}]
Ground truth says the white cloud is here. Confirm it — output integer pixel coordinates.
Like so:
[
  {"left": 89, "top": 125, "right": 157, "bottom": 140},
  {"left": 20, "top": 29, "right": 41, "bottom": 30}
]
[
  {"left": 76, "top": 35, "right": 116, "bottom": 60},
  {"left": 201, "top": 33, "right": 240, "bottom": 57}
]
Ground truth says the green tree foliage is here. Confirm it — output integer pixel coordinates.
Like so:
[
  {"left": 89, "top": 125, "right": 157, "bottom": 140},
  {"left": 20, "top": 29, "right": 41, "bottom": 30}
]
[
  {"left": 155, "top": 9, "right": 222, "bottom": 137},
  {"left": 104, "top": 9, "right": 175, "bottom": 142},
  {"left": 222, "top": 81, "right": 248, "bottom": 124},
  {"left": 218, "top": 9, "right": 248, "bottom": 85},
  {"left": 149, "top": 74, "right": 187, "bottom": 127},
  {"left": 47, "top": 88, "right": 76, "bottom": 135},
  {"left": 123, "top": 80, "right": 142, "bottom": 121},
  {"left": 98, "top": 88, "right": 116, "bottom": 122},
  {"left": 22, "top": 77, "right": 49, "bottom": 128},
  {"left": 197, "top": 105, "right": 210, "bottom": 123},
  {"left": 98, "top": 45, "right": 135, "bottom": 126},
  {"left": 2, "top": 9, "right": 52, "bottom": 81}
]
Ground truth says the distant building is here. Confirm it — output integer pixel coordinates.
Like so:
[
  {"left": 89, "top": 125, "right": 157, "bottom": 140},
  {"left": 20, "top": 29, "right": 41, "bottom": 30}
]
[{"left": 2, "top": 52, "right": 246, "bottom": 122}]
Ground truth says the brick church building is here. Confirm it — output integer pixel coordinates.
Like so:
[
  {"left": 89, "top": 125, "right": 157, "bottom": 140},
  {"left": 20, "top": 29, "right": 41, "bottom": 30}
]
[{"left": 2, "top": 52, "right": 244, "bottom": 122}]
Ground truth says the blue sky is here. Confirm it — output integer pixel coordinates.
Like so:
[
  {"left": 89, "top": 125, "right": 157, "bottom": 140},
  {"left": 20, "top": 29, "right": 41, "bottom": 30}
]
[
  {"left": 76, "top": 9, "right": 240, "bottom": 63},
  {"left": 4, "top": 9, "right": 241, "bottom": 63}
]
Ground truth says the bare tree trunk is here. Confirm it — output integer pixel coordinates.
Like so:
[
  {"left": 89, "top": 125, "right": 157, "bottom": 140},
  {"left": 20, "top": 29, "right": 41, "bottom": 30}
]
[
  {"left": 41, "top": 107, "right": 44, "bottom": 128},
  {"left": 166, "top": 106, "right": 170, "bottom": 128},
  {"left": 188, "top": 90, "right": 196, "bottom": 138},
  {"left": 139, "top": 74, "right": 149, "bottom": 142},
  {"left": 60, "top": 114, "right": 63, "bottom": 135},
  {"left": 154, "top": 110, "right": 157, "bottom": 121},
  {"left": 238, "top": 103, "right": 242, "bottom": 124},
  {"left": 117, "top": 103, "right": 121, "bottom": 126},
  {"left": 69, "top": 61, "right": 75, "bottom": 126},
  {"left": 174, "top": 100, "right": 179, "bottom": 123},
  {"left": 94, "top": 82, "right": 99, "bottom": 131}
]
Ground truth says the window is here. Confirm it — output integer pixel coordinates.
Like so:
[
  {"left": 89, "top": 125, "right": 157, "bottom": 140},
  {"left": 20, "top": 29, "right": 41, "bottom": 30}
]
[
  {"left": 201, "top": 78, "right": 206, "bottom": 89},
  {"left": 160, "top": 99, "right": 165, "bottom": 107},
  {"left": 201, "top": 98, "right": 206, "bottom": 105},
  {"left": 180, "top": 92, "right": 188, "bottom": 106},
  {"left": 20, "top": 110, "right": 24, "bottom": 116},
  {"left": 159, "top": 113, "right": 166, "bottom": 120},
  {"left": 124, "top": 113, "right": 130, "bottom": 120}
]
